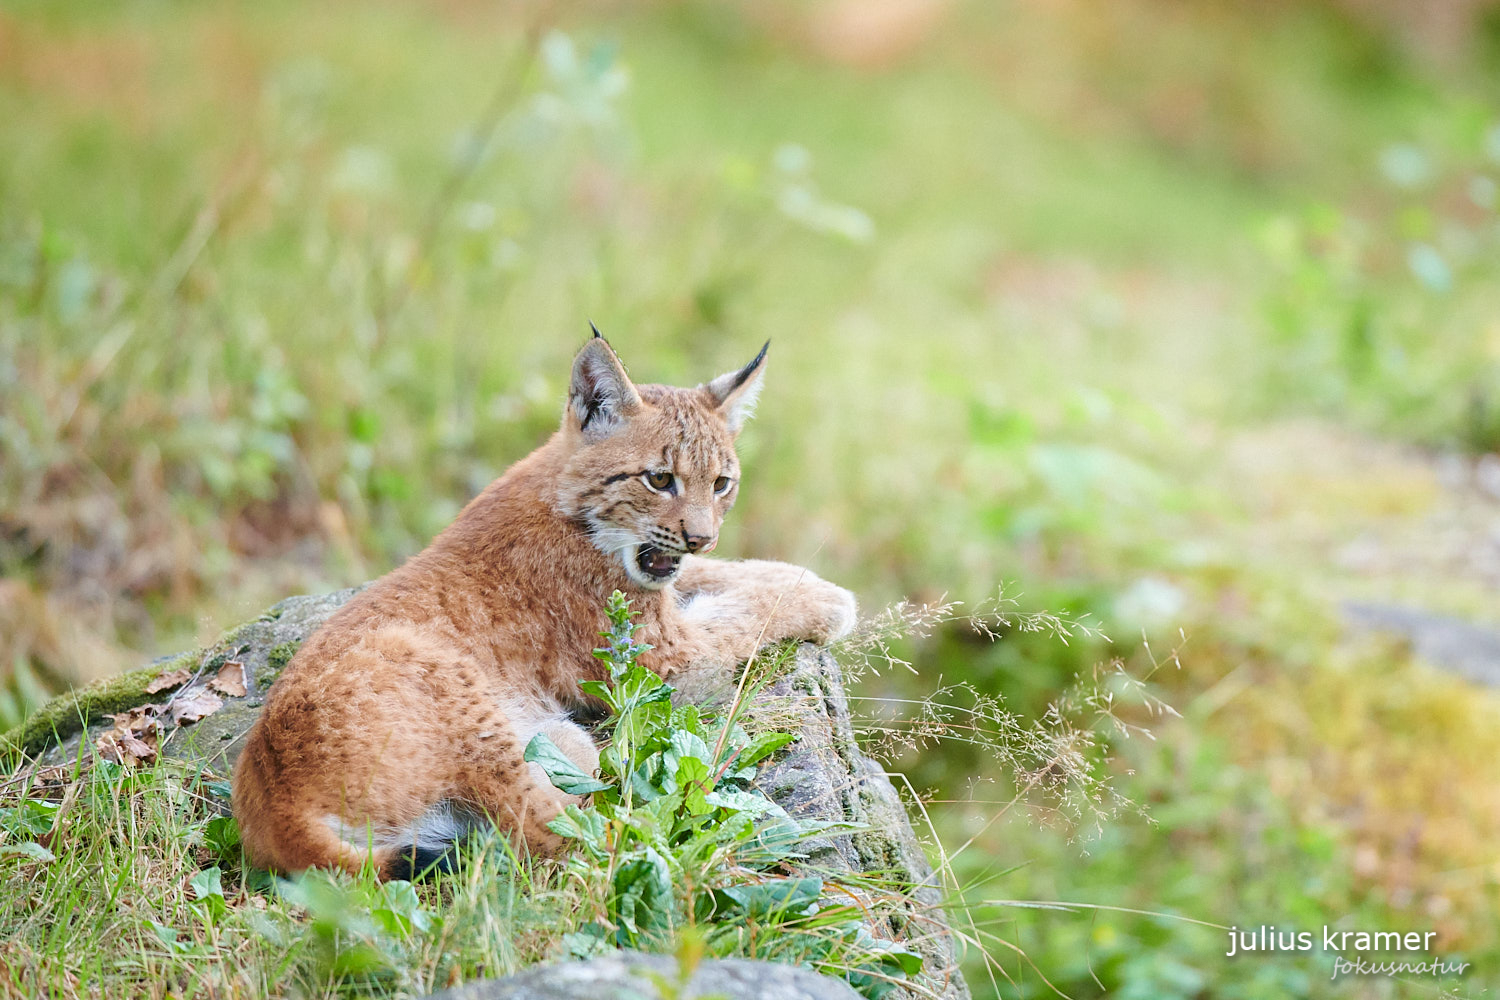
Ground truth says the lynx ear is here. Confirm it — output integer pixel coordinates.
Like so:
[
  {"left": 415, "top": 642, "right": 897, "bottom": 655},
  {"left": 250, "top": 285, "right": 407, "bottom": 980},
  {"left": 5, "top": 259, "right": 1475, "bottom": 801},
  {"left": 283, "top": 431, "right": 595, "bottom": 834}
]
[
  {"left": 703, "top": 341, "right": 768, "bottom": 434},
  {"left": 568, "top": 333, "right": 642, "bottom": 440}
]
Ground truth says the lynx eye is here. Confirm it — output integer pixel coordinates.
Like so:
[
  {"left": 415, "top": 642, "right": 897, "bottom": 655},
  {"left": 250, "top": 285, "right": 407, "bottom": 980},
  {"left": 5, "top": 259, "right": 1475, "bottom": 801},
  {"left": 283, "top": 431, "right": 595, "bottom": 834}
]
[
  {"left": 644, "top": 470, "right": 675, "bottom": 491},
  {"left": 713, "top": 476, "right": 731, "bottom": 494}
]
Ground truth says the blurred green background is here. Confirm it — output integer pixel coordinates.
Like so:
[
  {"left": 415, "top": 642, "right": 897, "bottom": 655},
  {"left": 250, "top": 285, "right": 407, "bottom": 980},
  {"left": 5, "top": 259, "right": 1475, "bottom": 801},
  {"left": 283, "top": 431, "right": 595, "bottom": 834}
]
[{"left": 5, "top": 0, "right": 1500, "bottom": 995}]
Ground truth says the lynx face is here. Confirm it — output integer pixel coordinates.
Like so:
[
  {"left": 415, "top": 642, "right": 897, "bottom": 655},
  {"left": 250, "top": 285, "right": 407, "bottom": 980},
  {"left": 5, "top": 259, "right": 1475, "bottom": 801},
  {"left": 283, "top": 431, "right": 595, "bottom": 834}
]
[{"left": 555, "top": 335, "right": 767, "bottom": 590}]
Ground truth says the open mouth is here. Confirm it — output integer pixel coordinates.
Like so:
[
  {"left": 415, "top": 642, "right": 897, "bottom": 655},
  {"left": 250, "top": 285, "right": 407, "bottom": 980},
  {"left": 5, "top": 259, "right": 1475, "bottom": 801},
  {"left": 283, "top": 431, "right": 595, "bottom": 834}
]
[{"left": 634, "top": 543, "right": 683, "bottom": 582}]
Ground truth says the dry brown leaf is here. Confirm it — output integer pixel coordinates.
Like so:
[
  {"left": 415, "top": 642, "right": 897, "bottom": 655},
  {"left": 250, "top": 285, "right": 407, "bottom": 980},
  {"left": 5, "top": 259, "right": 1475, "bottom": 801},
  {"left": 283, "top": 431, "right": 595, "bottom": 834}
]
[
  {"left": 94, "top": 731, "right": 121, "bottom": 763},
  {"left": 119, "top": 734, "right": 157, "bottom": 763},
  {"left": 95, "top": 731, "right": 157, "bottom": 767},
  {"left": 169, "top": 687, "right": 223, "bottom": 725},
  {"left": 106, "top": 704, "right": 163, "bottom": 731},
  {"left": 208, "top": 660, "right": 246, "bottom": 698},
  {"left": 95, "top": 703, "right": 164, "bottom": 767},
  {"left": 144, "top": 668, "right": 192, "bottom": 695}
]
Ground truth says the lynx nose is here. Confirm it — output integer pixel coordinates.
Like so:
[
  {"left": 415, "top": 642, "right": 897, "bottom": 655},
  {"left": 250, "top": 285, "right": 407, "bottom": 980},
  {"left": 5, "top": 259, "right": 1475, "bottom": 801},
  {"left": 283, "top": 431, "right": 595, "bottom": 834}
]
[{"left": 683, "top": 533, "right": 715, "bottom": 553}]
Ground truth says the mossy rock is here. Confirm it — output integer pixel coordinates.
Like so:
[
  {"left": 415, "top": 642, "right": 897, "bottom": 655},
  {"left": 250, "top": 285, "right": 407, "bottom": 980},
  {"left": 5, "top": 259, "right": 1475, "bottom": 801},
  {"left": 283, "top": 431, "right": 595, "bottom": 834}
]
[
  {"left": 1, "top": 588, "right": 362, "bottom": 769},
  {"left": 0, "top": 652, "right": 195, "bottom": 762}
]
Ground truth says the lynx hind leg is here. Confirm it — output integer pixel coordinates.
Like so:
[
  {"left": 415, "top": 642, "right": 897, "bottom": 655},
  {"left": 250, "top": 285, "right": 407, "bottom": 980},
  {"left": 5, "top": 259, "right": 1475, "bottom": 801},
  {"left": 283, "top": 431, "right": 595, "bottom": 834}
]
[
  {"left": 536, "top": 713, "right": 601, "bottom": 776},
  {"left": 458, "top": 709, "right": 600, "bottom": 858}
]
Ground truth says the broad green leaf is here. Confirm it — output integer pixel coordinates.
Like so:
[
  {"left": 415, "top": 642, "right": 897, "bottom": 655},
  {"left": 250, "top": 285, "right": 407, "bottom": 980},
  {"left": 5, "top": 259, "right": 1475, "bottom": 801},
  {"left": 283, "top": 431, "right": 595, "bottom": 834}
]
[
  {"left": 670, "top": 704, "right": 705, "bottom": 738},
  {"left": 146, "top": 919, "right": 193, "bottom": 953},
  {"left": 578, "top": 679, "right": 613, "bottom": 706},
  {"left": 547, "top": 804, "right": 609, "bottom": 854},
  {"left": 190, "top": 865, "right": 226, "bottom": 918},
  {"left": 203, "top": 815, "right": 240, "bottom": 855},
  {"left": 611, "top": 698, "right": 670, "bottom": 766},
  {"left": 675, "top": 756, "right": 711, "bottom": 815},
  {"left": 612, "top": 847, "right": 674, "bottom": 942},
  {"left": 1, "top": 841, "right": 55, "bottom": 863},
  {"left": 735, "top": 731, "right": 795, "bottom": 768},
  {"left": 525, "top": 733, "right": 610, "bottom": 795},
  {"left": 562, "top": 925, "right": 613, "bottom": 959},
  {"left": 715, "top": 811, "right": 757, "bottom": 844},
  {"left": 0, "top": 799, "right": 59, "bottom": 838},
  {"left": 884, "top": 946, "right": 925, "bottom": 976},
  {"left": 628, "top": 762, "right": 665, "bottom": 802},
  {"left": 704, "top": 788, "right": 780, "bottom": 817},
  {"left": 665, "top": 729, "right": 711, "bottom": 768},
  {"left": 720, "top": 877, "right": 823, "bottom": 920},
  {"left": 377, "top": 880, "right": 432, "bottom": 934},
  {"left": 661, "top": 730, "right": 711, "bottom": 794},
  {"left": 189, "top": 865, "right": 224, "bottom": 901},
  {"left": 850, "top": 926, "right": 925, "bottom": 979},
  {"left": 202, "top": 779, "right": 234, "bottom": 802},
  {"left": 371, "top": 907, "right": 411, "bottom": 937}
]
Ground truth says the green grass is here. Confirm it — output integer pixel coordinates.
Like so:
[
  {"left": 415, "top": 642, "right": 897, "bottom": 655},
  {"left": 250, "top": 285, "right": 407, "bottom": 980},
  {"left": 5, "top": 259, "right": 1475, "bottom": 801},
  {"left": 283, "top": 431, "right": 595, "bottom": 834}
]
[
  {"left": 6, "top": 1, "right": 1500, "bottom": 996},
  {"left": 1, "top": 756, "right": 630, "bottom": 998}
]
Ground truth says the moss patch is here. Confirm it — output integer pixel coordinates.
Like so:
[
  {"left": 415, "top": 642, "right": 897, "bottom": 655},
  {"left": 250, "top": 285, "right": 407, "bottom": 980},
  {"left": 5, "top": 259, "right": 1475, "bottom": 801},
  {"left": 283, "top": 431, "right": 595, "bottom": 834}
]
[
  {"left": 258, "top": 641, "right": 302, "bottom": 689},
  {"left": 0, "top": 651, "right": 200, "bottom": 761}
]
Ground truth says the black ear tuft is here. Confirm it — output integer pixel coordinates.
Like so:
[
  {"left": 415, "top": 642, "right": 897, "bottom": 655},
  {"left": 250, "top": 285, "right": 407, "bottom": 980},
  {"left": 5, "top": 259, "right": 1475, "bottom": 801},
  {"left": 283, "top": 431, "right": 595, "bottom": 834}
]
[
  {"left": 569, "top": 336, "right": 642, "bottom": 439},
  {"left": 727, "top": 340, "right": 769, "bottom": 394},
  {"left": 590, "top": 321, "right": 603, "bottom": 339},
  {"left": 703, "top": 342, "right": 770, "bottom": 434}
]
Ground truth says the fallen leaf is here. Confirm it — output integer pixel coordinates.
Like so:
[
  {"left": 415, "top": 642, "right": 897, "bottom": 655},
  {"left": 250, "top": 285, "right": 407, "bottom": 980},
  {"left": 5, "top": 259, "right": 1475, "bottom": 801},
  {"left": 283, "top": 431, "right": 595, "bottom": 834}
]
[
  {"left": 97, "top": 704, "right": 164, "bottom": 766},
  {"left": 120, "top": 734, "right": 157, "bottom": 762},
  {"left": 170, "top": 688, "right": 224, "bottom": 725},
  {"left": 144, "top": 668, "right": 193, "bottom": 695},
  {"left": 96, "top": 730, "right": 156, "bottom": 767},
  {"left": 95, "top": 732, "right": 125, "bottom": 765},
  {"left": 208, "top": 661, "right": 246, "bottom": 698},
  {"left": 107, "top": 704, "right": 163, "bottom": 732}
]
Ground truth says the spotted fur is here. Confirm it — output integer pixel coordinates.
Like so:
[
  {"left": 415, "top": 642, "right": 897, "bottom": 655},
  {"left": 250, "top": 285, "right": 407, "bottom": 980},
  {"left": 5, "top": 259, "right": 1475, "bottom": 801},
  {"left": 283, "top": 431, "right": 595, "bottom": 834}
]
[{"left": 232, "top": 335, "right": 856, "bottom": 878}]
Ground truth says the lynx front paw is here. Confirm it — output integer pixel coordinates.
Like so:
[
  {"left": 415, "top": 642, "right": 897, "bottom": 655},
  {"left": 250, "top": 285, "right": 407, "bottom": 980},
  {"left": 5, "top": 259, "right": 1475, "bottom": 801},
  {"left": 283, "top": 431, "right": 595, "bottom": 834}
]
[{"left": 801, "top": 581, "right": 858, "bottom": 644}]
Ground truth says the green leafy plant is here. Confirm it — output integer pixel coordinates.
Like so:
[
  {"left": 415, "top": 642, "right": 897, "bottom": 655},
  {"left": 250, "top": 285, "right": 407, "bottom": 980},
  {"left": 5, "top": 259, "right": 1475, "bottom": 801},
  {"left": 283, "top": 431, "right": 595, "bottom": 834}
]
[
  {"left": 269, "top": 871, "right": 443, "bottom": 983},
  {"left": 526, "top": 591, "right": 924, "bottom": 999},
  {"left": 1256, "top": 126, "right": 1500, "bottom": 451}
]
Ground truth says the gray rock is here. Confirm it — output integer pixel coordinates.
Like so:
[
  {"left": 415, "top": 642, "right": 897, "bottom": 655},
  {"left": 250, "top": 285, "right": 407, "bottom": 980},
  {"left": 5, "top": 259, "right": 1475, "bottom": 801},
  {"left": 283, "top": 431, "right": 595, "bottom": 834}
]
[
  {"left": 8, "top": 590, "right": 970, "bottom": 1000},
  {"left": 424, "top": 952, "right": 861, "bottom": 1000},
  {"left": 755, "top": 648, "right": 970, "bottom": 1000},
  {"left": 1343, "top": 601, "right": 1500, "bottom": 687}
]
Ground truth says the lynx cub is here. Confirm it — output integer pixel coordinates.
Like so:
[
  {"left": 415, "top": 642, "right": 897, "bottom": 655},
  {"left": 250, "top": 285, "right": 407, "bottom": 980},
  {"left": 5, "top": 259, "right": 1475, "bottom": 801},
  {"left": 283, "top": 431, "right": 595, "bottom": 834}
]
[{"left": 232, "top": 332, "right": 857, "bottom": 878}]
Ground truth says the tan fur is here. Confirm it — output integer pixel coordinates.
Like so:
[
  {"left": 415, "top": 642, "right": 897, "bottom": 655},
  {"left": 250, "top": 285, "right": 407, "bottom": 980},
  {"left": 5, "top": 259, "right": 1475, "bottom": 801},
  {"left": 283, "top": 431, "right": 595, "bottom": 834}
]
[{"left": 232, "top": 336, "right": 856, "bottom": 877}]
